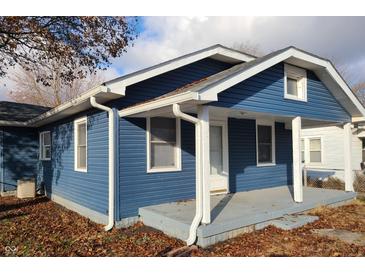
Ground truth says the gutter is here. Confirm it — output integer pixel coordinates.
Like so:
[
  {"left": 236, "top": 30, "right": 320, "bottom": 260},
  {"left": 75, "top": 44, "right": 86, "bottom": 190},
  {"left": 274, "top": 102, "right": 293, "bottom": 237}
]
[
  {"left": 90, "top": 97, "right": 115, "bottom": 231},
  {"left": 172, "top": 104, "right": 202, "bottom": 246}
]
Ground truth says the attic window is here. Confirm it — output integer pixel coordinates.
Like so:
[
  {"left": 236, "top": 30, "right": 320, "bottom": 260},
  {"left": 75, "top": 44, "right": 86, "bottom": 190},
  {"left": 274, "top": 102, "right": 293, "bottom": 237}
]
[{"left": 284, "top": 64, "right": 307, "bottom": 101}]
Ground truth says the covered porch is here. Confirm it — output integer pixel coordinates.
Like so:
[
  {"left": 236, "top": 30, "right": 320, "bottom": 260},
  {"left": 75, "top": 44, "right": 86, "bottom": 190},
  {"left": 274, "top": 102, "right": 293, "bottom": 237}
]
[{"left": 139, "top": 186, "right": 356, "bottom": 247}]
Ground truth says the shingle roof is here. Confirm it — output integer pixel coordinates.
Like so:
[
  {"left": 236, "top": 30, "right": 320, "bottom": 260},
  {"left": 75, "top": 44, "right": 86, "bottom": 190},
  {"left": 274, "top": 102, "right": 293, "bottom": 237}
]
[{"left": 0, "top": 101, "right": 51, "bottom": 122}]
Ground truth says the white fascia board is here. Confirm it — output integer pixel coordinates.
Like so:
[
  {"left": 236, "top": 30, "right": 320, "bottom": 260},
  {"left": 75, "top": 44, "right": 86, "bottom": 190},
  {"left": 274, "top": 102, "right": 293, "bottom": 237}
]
[
  {"left": 352, "top": 117, "right": 365, "bottom": 123},
  {"left": 198, "top": 48, "right": 365, "bottom": 117},
  {"left": 27, "top": 85, "right": 123, "bottom": 127},
  {"left": 0, "top": 120, "right": 29, "bottom": 127},
  {"left": 106, "top": 46, "right": 255, "bottom": 94},
  {"left": 199, "top": 49, "right": 294, "bottom": 101},
  {"left": 118, "top": 91, "right": 199, "bottom": 117}
]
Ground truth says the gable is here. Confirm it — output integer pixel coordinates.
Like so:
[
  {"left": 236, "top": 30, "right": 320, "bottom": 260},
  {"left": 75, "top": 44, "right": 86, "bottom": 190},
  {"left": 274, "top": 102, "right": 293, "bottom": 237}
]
[
  {"left": 110, "top": 58, "right": 235, "bottom": 110},
  {"left": 211, "top": 62, "right": 351, "bottom": 122}
]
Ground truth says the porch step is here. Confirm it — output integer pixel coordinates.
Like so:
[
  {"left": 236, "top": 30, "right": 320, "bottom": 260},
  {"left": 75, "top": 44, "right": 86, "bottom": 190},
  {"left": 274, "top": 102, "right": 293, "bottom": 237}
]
[{"left": 265, "top": 214, "right": 319, "bottom": 230}]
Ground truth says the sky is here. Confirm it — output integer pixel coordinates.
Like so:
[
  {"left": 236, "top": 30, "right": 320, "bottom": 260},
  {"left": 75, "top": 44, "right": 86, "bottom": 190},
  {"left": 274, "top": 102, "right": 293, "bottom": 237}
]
[{"left": 1, "top": 16, "right": 365, "bottom": 101}]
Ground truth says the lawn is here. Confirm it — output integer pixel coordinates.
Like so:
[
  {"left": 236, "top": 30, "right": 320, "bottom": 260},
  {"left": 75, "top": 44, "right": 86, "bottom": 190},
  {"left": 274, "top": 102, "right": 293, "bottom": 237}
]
[{"left": 1, "top": 195, "right": 365, "bottom": 256}]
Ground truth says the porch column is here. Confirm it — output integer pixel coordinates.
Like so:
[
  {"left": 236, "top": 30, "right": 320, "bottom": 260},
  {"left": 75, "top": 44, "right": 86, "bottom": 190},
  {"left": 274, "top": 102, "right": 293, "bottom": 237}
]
[
  {"left": 198, "top": 105, "right": 211, "bottom": 224},
  {"left": 344, "top": 122, "right": 354, "bottom": 192},
  {"left": 292, "top": 116, "right": 303, "bottom": 202}
]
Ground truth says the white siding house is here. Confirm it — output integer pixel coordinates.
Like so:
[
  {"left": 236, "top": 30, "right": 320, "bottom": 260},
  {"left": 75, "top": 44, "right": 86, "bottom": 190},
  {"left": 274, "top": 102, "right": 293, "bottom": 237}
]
[{"left": 301, "top": 125, "right": 364, "bottom": 180}]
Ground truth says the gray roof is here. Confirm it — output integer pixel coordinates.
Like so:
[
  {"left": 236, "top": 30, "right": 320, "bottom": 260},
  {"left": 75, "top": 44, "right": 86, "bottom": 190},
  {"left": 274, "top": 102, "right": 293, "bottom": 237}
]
[{"left": 0, "top": 101, "right": 51, "bottom": 122}]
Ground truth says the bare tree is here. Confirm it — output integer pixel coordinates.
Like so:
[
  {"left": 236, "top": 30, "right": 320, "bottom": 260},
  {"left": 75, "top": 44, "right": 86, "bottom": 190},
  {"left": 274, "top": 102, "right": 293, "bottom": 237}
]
[
  {"left": 0, "top": 17, "right": 136, "bottom": 86},
  {"left": 232, "top": 41, "right": 265, "bottom": 57},
  {"left": 7, "top": 63, "right": 104, "bottom": 107},
  {"left": 335, "top": 62, "right": 365, "bottom": 105}
]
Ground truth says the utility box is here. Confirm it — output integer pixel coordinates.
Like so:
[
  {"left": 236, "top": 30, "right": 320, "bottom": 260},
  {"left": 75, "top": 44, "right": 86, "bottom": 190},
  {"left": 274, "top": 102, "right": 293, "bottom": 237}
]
[{"left": 17, "top": 178, "right": 36, "bottom": 199}]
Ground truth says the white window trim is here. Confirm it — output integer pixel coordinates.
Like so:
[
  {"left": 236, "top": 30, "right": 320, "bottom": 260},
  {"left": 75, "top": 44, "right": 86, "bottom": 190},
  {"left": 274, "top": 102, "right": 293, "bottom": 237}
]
[
  {"left": 74, "top": 117, "right": 88, "bottom": 172},
  {"left": 302, "top": 136, "right": 324, "bottom": 166},
  {"left": 146, "top": 117, "right": 182, "bottom": 173},
  {"left": 284, "top": 63, "right": 307, "bottom": 102},
  {"left": 39, "top": 131, "right": 51, "bottom": 161},
  {"left": 256, "top": 119, "right": 276, "bottom": 167}
]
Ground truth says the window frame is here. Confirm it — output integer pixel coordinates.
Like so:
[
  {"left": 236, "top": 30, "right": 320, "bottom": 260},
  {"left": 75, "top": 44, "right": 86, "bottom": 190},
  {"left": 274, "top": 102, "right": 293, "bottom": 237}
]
[
  {"left": 39, "top": 131, "right": 51, "bottom": 161},
  {"left": 308, "top": 137, "right": 323, "bottom": 165},
  {"left": 74, "top": 117, "right": 88, "bottom": 172},
  {"left": 146, "top": 117, "right": 181, "bottom": 173},
  {"left": 284, "top": 63, "right": 307, "bottom": 102},
  {"left": 302, "top": 136, "right": 323, "bottom": 166},
  {"left": 256, "top": 119, "right": 276, "bottom": 167}
]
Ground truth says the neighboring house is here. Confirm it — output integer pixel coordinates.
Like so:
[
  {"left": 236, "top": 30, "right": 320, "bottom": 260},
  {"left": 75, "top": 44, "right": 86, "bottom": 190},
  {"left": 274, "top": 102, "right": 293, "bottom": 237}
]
[
  {"left": 301, "top": 124, "right": 364, "bottom": 181},
  {"left": 0, "top": 45, "right": 364, "bottom": 241}
]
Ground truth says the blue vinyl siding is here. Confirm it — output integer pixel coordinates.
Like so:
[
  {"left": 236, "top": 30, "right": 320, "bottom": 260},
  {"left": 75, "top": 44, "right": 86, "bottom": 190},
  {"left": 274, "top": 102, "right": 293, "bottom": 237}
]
[
  {"left": 228, "top": 118, "right": 293, "bottom": 192},
  {"left": 114, "top": 58, "right": 236, "bottom": 219},
  {"left": 119, "top": 118, "right": 195, "bottom": 219},
  {"left": 110, "top": 58, "right": 234, "bottom": 110},
  {"left": 37, "top": 110, "right": 109, "bottom": 215},
  {"left": 211, "top": 63, "right": 350, "bottom": 122},
  {"left": 1, "top": 127, "right": 39, "bottom": 191}
]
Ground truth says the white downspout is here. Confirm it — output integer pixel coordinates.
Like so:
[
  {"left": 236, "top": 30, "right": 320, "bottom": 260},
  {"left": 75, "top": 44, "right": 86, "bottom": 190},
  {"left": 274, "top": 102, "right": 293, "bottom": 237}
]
[
  {"left": 172, "top": 104, "right": 202, "bottom": 245},
  {"left": 90, "top": 97, "right": 115, "bottom": 231}
]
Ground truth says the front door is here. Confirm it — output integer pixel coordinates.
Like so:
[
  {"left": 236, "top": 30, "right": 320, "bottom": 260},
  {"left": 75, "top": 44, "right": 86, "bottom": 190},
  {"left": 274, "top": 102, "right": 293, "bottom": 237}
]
[{"left": 209, "top": 120, "right": 228, "bottom": 193}]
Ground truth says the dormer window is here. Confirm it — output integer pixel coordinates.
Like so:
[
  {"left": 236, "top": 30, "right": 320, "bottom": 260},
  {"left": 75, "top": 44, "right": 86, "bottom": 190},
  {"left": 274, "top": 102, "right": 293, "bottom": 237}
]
[{"left": 284, "top": 64, "right": 307, "bottom": 101}]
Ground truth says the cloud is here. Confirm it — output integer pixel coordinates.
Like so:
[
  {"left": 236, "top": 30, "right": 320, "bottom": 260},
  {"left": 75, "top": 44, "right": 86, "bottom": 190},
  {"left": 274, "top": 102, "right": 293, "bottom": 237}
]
[
  {"left": 114, "top": 16, "right": 365, "bottom": 85},
  {"left": 2, "top": 17, "right": 364, "bottom": 102}
]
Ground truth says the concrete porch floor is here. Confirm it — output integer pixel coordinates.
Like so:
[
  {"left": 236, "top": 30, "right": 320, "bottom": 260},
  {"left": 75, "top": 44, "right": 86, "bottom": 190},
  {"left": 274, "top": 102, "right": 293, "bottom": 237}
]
[{"left": 139, "top": 186, "right": 356, "bottom": 247}]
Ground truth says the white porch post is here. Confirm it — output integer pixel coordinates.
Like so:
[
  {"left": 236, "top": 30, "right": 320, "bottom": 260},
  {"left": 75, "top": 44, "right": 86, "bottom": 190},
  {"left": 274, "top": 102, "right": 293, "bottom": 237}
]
[
  {"left": 344, "top": 122, "right": 354, "bottom": 192},
  {"left": 197, "top": 105, "right": 211, "bottom": 224},
  {"left": 292, "top": 116, "right": 303, "bottom": 202}
]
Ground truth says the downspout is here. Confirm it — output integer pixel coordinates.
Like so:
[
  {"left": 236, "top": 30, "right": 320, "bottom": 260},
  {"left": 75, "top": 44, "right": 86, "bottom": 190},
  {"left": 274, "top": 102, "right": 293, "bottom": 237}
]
[
  {"left": 172, "top": 104, "right": 202, "bottom": 245},
  {"left": 90, "top": 97, "right": 115, "bottom": 231}
]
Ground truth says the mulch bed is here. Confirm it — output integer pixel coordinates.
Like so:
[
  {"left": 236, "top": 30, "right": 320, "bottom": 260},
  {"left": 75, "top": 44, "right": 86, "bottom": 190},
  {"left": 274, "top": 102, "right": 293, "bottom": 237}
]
[{"left": 1, "top": 195, "right": 365, "bottom": 256}]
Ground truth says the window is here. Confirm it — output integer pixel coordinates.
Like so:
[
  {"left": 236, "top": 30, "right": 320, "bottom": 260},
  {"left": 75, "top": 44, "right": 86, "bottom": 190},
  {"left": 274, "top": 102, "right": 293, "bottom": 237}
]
[
  {"left": 256, "top": 121, "right": 275, "bottom": 166},
  {"left": 284, "top": 64, "right": 307, "bottom": 101},
  {"left": 301, "top": 138, "right": 305, "bottom": 163},
  {"left": 147, "top": 117, "right": 181, "bottom": 172},
  {"left": 361, "top": 139, "right": 365, "bottom": 162},
  {"left": 39, "top": 131, "right": 51, "bottom": 160},
  {"left": 74, "top": 117, "right": 87, "bottom": 172},
  {"left": 309, "top": 138, "right": 322, "bottom": 163}
]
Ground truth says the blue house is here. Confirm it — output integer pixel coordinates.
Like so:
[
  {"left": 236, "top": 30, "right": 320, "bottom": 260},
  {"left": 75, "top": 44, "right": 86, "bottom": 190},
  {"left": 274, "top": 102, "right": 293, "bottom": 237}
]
[{"left": 0, "top": 45, "right": 363, "bottom": 246}]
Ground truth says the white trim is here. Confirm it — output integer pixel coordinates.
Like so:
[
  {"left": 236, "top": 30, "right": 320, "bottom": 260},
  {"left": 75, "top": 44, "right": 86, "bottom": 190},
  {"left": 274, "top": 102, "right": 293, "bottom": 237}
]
[
  {"left": 39, "top": 131, "right": 51, "bottom": 161},
  {"left": 146, "top": 117, "right": 181, "bottom": 173},
  {"left": 284, "top": 63, "right": 307, "bottom": 102},
  {"left": 197, "top": 47, "right": 365, "bottom": 117},
  {"left": 106, "top": 45, "right": 254, "bottom": 92},
  {"left": 198, "top": 105, "right": 211, "bottom": 224},
  {"left": 209, "top": 119, "right": 229, "bottom": 193},
  {"left": 74, "top": 117, "right": 88, "bottom": 172},
  {"left": 304, "top": 136, "right": 324, "bottom": 166},
  {"left": 119, "top": 91, "right": 199, "bottom": 117},
  {"left": 256, "top": 119, "right": 276, "bottom": 167},
  {"left": 344, "top": 122, "right": 354, "bottom": 191},
  {"left": 292, "top": 116, "right": 303, "bottom": 202}
]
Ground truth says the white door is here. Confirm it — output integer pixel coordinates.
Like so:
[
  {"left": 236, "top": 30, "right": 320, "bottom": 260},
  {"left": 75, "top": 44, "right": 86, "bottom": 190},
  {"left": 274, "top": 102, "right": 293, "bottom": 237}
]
[{"left": 209, "top": 120, "right": 228, "bottom": 193}]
